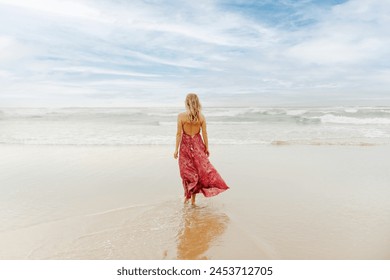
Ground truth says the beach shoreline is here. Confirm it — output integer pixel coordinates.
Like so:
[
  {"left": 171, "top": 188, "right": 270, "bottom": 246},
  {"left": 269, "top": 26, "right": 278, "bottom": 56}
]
[{"left": 0, "top": 143, "right": 389, "bottom": 259}]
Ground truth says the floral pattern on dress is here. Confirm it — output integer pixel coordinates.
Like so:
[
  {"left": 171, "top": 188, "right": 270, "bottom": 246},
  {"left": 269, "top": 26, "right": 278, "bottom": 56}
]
[{"left": 179, "top": 132, "right": 229, "bottom": 199}]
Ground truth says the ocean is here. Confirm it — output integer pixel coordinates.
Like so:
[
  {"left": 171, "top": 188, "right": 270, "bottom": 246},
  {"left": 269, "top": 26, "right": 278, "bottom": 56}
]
[{"left": 1, "top": 106, "right": 390, "bottom": 146}]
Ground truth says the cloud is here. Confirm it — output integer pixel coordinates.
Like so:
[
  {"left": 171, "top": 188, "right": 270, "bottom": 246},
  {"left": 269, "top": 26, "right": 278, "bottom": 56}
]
[
  {"left": 52, "top": 66, "right": 161, "bottom": 78},
  {"left": 285, "top": 0, "right": 390, "bottom": 65},
  {"left": 0, "top": 35, "right": 32, "bottom": 63},
  {"left": 0, "top": 0, "right": 101, "bottom": 21},
  {"left": 0, "top": 0, "right": 389, "bottom": 107}
]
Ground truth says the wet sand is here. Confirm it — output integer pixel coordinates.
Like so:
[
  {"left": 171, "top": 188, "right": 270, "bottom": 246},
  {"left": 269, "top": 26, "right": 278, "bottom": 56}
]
[{"left": 0, "top": 144, "right": 389, "bottom": 259}]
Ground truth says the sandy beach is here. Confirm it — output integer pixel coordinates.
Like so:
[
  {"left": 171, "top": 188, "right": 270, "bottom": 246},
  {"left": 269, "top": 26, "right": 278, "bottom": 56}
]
[{"left": 0, "top": 143, "right": 389, "bottom": 260}]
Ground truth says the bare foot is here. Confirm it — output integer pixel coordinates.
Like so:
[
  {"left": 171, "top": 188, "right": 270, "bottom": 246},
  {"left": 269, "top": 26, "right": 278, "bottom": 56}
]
[{"left": 184, "top": 197, "right": 189, "bottom": 204}]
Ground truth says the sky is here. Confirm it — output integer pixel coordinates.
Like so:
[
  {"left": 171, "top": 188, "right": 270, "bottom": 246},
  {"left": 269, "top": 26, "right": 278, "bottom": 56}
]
[{"left": 0, "top": 0, "right": 389, "bottom": 107}]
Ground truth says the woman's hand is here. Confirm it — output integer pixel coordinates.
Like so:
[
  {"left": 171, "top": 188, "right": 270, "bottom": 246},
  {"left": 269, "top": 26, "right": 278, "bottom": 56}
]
[
  {"left": 173, "top": 150, "right": 178, "bottom": 159},
  {"left": 205, "top": 148, "right": 210, "bottom": 157}
]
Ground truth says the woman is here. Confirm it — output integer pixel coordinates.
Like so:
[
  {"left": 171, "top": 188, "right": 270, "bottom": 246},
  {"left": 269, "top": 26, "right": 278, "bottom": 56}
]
[{"left": 173, "top": 93, "right": 229, "bottom": 205}]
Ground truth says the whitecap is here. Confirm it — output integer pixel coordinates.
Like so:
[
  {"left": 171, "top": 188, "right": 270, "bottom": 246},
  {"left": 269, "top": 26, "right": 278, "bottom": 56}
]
[
  {"left": 344, "top": 108, "right": 358, "bottom": 113},
  {"left": 315, "top": 114, "right": 390, "bottom": 125},
  {"left": 286, "top": 110, "right": 307, "bottom": 116},
  {"left": 204, "top": 109, "right": 249, "bottom": 117}
]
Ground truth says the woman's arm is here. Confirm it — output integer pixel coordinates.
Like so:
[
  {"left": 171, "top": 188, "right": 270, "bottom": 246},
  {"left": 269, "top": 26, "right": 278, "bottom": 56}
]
[
  {"left": 174, "top": 114, "right": 182, "bottom": 159},
  {"left": 201, "top": 114, "right": 209, "bottom": 156}
]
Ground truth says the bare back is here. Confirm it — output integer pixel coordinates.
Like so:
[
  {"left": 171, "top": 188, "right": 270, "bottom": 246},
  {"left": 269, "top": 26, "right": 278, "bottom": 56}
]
[
  {"left": 175, "top": 110, "right": 209, "bottom": 157},
  {"left": 179, "top": 112, "right": 205, "bottom": 136},
  {"left": 182, "top": 121, "right": 200, "bottom": 137}
]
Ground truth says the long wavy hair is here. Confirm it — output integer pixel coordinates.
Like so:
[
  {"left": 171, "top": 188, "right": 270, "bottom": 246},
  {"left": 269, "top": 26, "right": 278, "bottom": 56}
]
[{"left": 185, "top": 93, "right": 202, "bottom": 123}]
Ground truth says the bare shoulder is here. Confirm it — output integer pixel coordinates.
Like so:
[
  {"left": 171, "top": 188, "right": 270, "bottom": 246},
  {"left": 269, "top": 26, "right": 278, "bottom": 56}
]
[{"left": 177, "top": 112, "right": 186, "bottom": 121}]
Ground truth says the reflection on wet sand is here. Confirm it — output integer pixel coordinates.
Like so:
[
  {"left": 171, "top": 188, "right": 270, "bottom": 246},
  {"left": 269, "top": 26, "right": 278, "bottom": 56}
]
[{"left": 176, "top": 205, "right": 230, "bottom": 260}]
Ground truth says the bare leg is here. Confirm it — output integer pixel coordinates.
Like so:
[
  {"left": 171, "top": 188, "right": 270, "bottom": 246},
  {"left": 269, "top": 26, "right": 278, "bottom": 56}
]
[
  {"left": 184, "top": 196, "right": 189, "bottom": 204},
  {"left": 191, "top": 194, "right": 196, "bottom": 205}
]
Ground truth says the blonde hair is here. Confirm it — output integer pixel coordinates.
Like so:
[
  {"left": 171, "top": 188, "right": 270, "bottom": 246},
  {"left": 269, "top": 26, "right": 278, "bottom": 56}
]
[{"left": 185, "top": 93, "right": 202, "bottom": 123}]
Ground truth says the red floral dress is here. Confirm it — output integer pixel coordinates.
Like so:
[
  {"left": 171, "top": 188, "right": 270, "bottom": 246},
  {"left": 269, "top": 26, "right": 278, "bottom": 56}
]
[{"left": 179, "top": 129, "right": 229, "bottom": 199}]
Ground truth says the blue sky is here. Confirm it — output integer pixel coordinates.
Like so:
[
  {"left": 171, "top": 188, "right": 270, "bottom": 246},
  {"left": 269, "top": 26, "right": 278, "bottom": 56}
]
[{"left": 0, "top": 0, "right": 389, "bottom": 107}]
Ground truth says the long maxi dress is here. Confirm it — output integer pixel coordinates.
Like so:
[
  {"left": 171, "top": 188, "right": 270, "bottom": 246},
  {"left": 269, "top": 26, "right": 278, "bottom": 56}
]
[{"left": 178, "top": 123, "right": 229, "bottom": 199}]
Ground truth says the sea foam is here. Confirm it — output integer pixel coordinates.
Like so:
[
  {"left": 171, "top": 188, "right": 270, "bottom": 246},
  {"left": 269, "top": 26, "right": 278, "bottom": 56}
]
[{"left": 0, "top": 107, "right": 389, "bottom": 146}]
